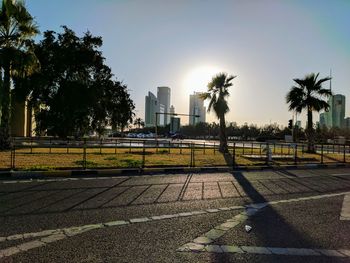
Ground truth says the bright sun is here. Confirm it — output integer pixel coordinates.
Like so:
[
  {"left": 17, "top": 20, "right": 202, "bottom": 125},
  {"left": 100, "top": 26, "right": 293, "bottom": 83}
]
[{"left": 183, "top": 65, "right": 222, "bottom": 96}]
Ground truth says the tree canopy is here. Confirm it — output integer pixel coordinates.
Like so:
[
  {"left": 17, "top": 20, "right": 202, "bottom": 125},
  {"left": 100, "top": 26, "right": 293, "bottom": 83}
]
[
  {"left": 286, "top": 73, "right": 331, "bottom": 152},
  {"left": 21, "top": 27, "right": 135, "bottom": 137},
  {"left": 201, "top": 73, "right": 236, "bottom": 153}
]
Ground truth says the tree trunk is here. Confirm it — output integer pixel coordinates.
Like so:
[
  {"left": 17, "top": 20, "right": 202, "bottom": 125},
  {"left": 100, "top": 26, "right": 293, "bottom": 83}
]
[
  {"left": 0, "top": 65, "right": 11, "bottom": 149},
  {"left": 306, "top": 108, "right": 315, "bottom": 153},
  {"left": 219, "top": 114, "right": 228, "bottom": 153}
]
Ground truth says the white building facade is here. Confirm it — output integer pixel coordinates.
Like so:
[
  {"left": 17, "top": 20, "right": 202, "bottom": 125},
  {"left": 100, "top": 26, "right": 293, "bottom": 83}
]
[
  {"left": 189, "top": 92, "right": 206, "bottom": 125},
  {"left": 157, "top": 86, "right": 171, "bottom": 126}
]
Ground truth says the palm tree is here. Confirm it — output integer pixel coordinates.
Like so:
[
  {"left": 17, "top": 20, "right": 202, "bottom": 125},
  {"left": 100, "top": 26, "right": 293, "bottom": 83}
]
[
  {"left": 286, "top": 73, "right": 332, "bottom": 153},
  {"left": 201, "top": 73, "right": 236, "bottom": 153},
  {"left": 0, "top": 0, "right": 39, "bottom": 149},
  {"left": 133, "top": 118, "right": 144, "bottom": 129}
]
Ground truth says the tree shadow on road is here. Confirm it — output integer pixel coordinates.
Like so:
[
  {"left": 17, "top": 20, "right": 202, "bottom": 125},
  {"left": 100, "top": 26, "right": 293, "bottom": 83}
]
[{"left": 208, "top": 152, "right": 345, "bottom": 263}]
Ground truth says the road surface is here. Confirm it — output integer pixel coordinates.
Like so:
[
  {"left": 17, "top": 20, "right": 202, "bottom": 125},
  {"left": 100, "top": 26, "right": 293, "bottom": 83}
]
[{"left": 1, "top": 168, "right": 350, "bottom": 262}]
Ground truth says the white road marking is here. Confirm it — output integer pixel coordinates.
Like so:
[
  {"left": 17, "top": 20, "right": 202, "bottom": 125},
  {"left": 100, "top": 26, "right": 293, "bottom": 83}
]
[
  {"left": 181, "top": 244, "right": 350, "bottom": 257},
  {"left": 1, "top": 191, "right": 349, "bottom": 259},
  {"left": 331, "top": 173, "right": 350, "bottom": 176},
  {"left": 340, "top": 194, "right": 350, "bottom": 220},
  {"left": 178, "top": 191, "right": 350, "bottom": 257}
]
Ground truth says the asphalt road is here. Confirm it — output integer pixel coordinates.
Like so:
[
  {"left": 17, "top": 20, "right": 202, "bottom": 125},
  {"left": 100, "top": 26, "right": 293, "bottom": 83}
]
[{"left": 1, "top": 168, "right": 350, "bottom": 262}]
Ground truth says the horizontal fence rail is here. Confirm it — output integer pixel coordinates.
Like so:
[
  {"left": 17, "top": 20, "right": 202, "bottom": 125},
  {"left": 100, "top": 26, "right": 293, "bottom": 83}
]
[{"left": 0, "top": 138, "right": 349, "bottom": 171}]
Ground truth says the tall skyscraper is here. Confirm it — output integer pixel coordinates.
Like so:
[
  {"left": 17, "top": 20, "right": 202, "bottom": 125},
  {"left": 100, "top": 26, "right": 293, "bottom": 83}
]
[
  {"left": 145, "top": 92, "right": 158, "bottom": 127},
  {"left": 189, "top": 92, "right": 206, "bottom": 125},
  {"left": 332, "top": 94, "right": 345, "bottom": 128},
  {"left": 157, "top": 86, "right": 171, "bottom": 125},
  {"left": 345, "top": 117, "right": 350, "bottom": 129},
  {"left": 321, "top": 94, "right": 346, "bottom": 128},
  {"left": 319, "top": 113, "right": 326, "bottom": 127}
]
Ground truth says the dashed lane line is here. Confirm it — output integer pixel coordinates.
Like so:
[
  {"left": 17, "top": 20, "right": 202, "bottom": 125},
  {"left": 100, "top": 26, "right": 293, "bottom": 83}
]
[
  {"left": 340, "top": 194, "right": 350, "bottom": 220},
  {"left": 1, "top": 191, "right": 349, "bottom": 259},
  {"left": 178, "top": 244, "right": 350, "bottom": 258}
]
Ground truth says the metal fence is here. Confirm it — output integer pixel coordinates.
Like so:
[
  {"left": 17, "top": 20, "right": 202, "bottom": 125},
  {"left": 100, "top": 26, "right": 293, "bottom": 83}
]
[{"left": 0, "top": 138, "right": 349, "bottom": 171}]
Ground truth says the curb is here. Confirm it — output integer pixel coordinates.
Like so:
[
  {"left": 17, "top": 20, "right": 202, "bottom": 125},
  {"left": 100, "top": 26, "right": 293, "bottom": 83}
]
[{"left": 0, "top": 163, "right": 349, "bottom": 180}]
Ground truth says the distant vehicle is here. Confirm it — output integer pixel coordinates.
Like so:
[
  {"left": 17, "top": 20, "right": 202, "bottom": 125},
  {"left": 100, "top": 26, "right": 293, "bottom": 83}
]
[
  {"left": 127, "top": 133, "right": 136, "bottom": 138},
  {"left": 137, "top": 133, "right": 145, "bottom": 138},
  {"left": 145, "top": 133, "right": 155, "bottom": 138},
  {"left": 171, "top": 133, "right": 184, "bottom": 140},
  {"left": 108, "top": 132, "right": 123, "bottom": 138}
]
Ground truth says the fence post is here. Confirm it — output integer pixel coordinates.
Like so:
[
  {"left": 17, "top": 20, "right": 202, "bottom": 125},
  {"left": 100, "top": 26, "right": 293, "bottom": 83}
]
[
  {"left": 49, "top": 138, "right": 52, "bottom": 154},
  {"left": 343, "top": 145, "right": 346, "bottom": 163},
  {"left": 251, "top": 142, "right": 253, "bottom": 155},
  {"left": 232, "top": 142, "right": 236, "bottom": 168},
  {"left": 142, "top": 140, "right": 146, "bottom": 168},
  {"left": 294, "top": 144, "right": 297, "bottom": 165},
  {"left": 213, "top": 142, "right": 216, "bottom": 155},
  {"left": 10, "top": 140, "right": 14, "bottom": 170},
  {"left": 192, "top": 143, "right": 195, "bottom": 167},
  {"left": 115, "top": 140, "right": 117, "bottom": 154},
  {"left": 180, "top": 142, "right": 182, "bottom": 154},
  {"left": 203, "top": 142, "right": 206, "bottom": 155},
  {"left": 168, "top": 141, "right": 171, "bottom": 154},
  {"left": 265, "top": 143, "right": 270, "bottom": 165},
  {"left": 259, "top": 143, "right": 262, "bottom": 156},
  {"left": 190, "top": 143, "right": 193, "bottom": 167},
  {"left": 67, "top": 138, "right": 69, "bottom": 154},
  {"left": 83, "top": 138, "right": 87, "bottom": 170},
  {"left": 321, "top": 144, "right": 324, "bottom": 164},
  {"left": 30, "top": 137, "right": 33, "bottom": 154},
  {"left": 242, "top": 142, "right": 245, "bottom": 155},
  {"left": 12, "top": 141, "right": 16, "bottom": 170}
]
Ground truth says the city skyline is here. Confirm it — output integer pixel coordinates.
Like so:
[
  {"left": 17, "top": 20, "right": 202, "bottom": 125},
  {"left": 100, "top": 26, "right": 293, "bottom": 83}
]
[{"left": 27, "top": 0, "right": 350, "bottom": 126}]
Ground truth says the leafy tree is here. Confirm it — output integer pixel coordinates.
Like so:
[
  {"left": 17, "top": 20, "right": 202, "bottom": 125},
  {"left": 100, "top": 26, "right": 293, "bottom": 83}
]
[
  {"left": 0, "top": 0, "right": 39, "bottom": 149},
  {"left": 201, "top": 73, "right": 236, "bottom": 153},
  {"left": 286, "top": 73, "right": 332, "bottom": 152},
  {"left": 25, "top": 27, "right": 134, "bottom": 137}
]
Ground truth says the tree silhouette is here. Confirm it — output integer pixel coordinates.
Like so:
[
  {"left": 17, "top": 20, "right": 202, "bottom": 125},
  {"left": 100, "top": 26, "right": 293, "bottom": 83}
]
[
  {"left": 286, "top": 73, "right": 332, "bottom": 152},
  {"left": 133, "top": 118, "right": 145, "bottom": 129},
  {"left": 201, "top": 73, "right": 236, "bottom": 153},
  {"left": 0, "top": 0, "right": 39, "bottom": 149}
]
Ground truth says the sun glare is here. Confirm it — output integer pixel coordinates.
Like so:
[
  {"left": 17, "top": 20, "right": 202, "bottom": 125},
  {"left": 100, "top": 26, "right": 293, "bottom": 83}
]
[{"left": 183, "top": 66, "right": 222, "bottom": 96}]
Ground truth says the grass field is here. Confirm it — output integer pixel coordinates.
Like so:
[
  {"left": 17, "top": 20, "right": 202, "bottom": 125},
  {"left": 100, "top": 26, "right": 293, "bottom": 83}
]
[{"left": 0, "top": 145, "right": 349, "bottom": 171}]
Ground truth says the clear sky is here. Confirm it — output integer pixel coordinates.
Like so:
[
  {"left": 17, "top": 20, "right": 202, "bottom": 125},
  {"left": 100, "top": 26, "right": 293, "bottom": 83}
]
[{"left": 26, "top": 0, "right": 350, "bottom": 127}]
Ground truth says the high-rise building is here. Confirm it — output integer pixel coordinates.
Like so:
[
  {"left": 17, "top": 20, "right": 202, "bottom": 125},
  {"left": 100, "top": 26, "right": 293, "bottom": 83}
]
[
  {"left": 321, "top": 94, "right": 346, "bottom": 128},
  {"left": 345, "top": 117, "right": 350, "bottom": 129},
  {"left": 158, "top": 103, "right": 165, "bottom": 126},
  {"left": 170, "top": 117, "right": 180, "bottom": 133},
  {"left": 332, "top": 94, "right": 345, "bottom": 128},
  {"left": 145, "top": 92, "right": 158, "bottom": 127},
  {"left": 157, "top": 86, "right": 171, "bottom": 125},
  {"left": 189, "top": 92, "right": 206, "bottom": 125},
  {"left": 170, "top": 105, "right": 175, "bottom": 115},
  {"left": 319, "top": 113, "right": 326, "bottom": 127}
]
